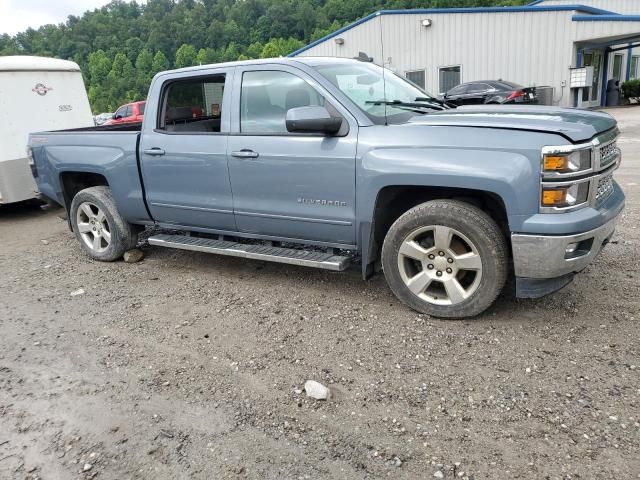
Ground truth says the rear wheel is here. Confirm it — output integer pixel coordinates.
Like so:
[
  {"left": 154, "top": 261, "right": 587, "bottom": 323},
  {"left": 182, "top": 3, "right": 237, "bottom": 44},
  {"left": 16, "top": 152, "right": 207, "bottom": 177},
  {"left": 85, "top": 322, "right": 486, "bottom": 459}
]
[
  {"left": 70, "top": 186, "right": 139, "bottom": 261},
  {"left": 381, "top": 200, "right": 507, "bottom": 319}
]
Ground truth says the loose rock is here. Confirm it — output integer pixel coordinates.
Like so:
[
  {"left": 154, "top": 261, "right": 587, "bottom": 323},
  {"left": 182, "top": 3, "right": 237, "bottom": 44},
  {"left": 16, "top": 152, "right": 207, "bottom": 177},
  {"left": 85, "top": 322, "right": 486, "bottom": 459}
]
[
  {"left": 70, "top": 288, "right": 85, "bottom": 297},
  {"left": 434, "top": 471, "right": 444, "bottom": 479},
  {"left": 304, "top": 380, "right": 329, "bottom": 400},
  {"left": 123, "top": 249, "right": 145, "bottom": 263}
]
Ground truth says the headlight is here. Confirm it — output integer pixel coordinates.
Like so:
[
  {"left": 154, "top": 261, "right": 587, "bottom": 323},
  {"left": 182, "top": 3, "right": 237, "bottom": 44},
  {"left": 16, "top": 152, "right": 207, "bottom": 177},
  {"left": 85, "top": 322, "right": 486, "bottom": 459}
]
[
  {"left": 542, "top": 148, "right": 591, "bottom": 175},
  {"left": 541, "top": 181, "right": 590, "bottom": 209}
]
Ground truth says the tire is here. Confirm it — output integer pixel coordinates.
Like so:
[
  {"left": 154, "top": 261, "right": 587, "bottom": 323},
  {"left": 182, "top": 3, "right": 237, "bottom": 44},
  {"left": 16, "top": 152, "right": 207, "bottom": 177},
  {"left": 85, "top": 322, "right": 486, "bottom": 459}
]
[
  {"left": 70, "top": 186, "right": 139, "bottom": 261},
  {"left": 381, "top": 200, "right": 508, "bottom": 319}
]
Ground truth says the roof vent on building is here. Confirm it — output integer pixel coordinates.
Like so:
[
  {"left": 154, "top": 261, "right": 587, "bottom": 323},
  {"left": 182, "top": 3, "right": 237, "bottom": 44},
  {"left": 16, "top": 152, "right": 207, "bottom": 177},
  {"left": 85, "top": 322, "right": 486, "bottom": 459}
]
[
  {"left": 421, "top": 18, "right": 432, "bottom": 27},
  {"left": 335, "top": 37, "right": 345, "bottom": 45}
]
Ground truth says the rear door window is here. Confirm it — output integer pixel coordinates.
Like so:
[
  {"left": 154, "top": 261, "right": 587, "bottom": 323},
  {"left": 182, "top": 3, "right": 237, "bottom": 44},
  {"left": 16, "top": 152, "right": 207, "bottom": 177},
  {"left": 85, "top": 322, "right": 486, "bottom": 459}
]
[
  {"left": 158, "top": 74, "right": 226, "bottom": 133},
  {"left": 466, "top": 83, "right": 489, "bottom": 94},
  {"left": 447, "top": 84, "right": 468, "bottom": 96}
]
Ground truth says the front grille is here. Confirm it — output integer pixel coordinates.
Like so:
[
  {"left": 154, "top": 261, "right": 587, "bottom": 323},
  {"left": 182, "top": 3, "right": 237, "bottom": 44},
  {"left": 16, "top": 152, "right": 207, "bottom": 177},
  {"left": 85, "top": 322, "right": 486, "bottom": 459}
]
[
  {"left": 595, "top": 173, "right": 614, "bottom": 204},
  {"left": 599, "top": 141, "right": 619, "bottom": 169}
]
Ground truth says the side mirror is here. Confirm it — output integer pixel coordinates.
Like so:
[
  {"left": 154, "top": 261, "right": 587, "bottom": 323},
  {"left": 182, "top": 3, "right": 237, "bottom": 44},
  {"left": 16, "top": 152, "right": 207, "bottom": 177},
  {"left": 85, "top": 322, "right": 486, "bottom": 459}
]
[
  {"left": 113, "top": 114, "right": 122, "bottom": 120},
  {"left": 286, "top": 106, "right": 342, "bottom": 135}
]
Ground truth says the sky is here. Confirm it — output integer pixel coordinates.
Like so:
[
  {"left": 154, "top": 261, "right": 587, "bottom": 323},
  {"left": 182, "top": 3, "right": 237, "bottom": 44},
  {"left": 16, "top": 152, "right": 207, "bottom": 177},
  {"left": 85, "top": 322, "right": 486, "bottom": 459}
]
[{"left": 0, "top": 0, "right": 140, "bottom": 35}]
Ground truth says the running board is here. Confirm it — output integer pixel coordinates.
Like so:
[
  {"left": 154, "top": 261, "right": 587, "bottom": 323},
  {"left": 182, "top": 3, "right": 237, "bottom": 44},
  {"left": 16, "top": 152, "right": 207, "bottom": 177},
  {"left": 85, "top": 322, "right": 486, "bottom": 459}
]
[{"left": 148, "top": 234, "right": 351, "bottom": 271}]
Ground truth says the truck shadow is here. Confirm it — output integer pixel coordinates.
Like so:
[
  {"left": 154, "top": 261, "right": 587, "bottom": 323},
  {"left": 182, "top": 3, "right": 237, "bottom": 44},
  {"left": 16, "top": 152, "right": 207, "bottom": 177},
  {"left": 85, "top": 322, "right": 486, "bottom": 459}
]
[
  {"left": 144, "top": 244, "right": 554, "bottom": 325},
  {"left": 0, "top": 199, "right": 49, "bottom": 222}
]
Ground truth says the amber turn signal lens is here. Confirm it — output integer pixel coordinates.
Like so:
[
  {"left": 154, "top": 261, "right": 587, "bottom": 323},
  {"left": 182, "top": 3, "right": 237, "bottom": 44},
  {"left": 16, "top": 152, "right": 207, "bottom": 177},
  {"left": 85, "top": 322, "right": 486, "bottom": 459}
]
[
  {"left": 543, "top": 155, "right": 568, "bottom": 171},
  {"left": 542, "top": 189, "right": 567, "bottom": 206}
]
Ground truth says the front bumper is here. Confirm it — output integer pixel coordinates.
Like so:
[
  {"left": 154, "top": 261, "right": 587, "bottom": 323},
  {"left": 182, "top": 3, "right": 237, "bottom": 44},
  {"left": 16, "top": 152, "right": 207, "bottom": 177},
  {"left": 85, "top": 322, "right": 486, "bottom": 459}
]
[
  {"left": 512, "top": 207, "right": 621, "bottom": 298},
  {"left": 512, "top": 212, "right": 618, "bottom": 279}
]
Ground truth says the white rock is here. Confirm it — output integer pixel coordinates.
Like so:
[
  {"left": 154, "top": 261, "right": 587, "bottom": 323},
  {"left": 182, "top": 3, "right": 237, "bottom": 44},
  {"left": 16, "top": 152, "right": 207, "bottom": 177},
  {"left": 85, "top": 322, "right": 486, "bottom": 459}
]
[
  {"left": 123, "top": 249, "right": 145, "bottom": 263},
  {"left": 83, "top": 463, "right": 93, "bottom": 471},
  {"left": 70, "top": 288, "right": 85, "bottom": 297},
  {"left": 304, "top": 380, "right": 329, "bottom": 400},
  {"left": 433, "top": 471, "right": 444, "bottom": 479}
]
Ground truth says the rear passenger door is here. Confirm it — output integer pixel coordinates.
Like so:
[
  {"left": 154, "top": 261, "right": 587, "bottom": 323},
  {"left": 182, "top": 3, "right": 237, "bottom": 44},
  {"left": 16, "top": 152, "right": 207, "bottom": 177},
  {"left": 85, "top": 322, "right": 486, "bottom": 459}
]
[
  {"left": 139, "top": 68, "right": 237, "bottom": 230},
  {"left": 444, "top": 84, "right": 468, "bottom": 106},
  {"left": 465, "top": 83, "right": 491, "bottom": 104},
  {"left": 226, "top": 64, "right": 357, "bottom": 245}
]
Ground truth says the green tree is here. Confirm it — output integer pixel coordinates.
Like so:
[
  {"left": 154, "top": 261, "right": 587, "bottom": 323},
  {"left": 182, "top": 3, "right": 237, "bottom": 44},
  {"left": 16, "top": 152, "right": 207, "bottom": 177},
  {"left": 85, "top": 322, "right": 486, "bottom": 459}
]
[
  {"left": 196, "top": 48, "right": 220, "bottom": 65},
  {"left": 175, "top": 43, "right": 197, "bottom": 68},
  {"left": 261, "top": 38, "right": 304, "bottom": 59},
  {"left": 87, "top": 49, "right": 111, "bottom": 86},
  {"left": 151, "top": 51, "right": 170, "bottom": 73}
]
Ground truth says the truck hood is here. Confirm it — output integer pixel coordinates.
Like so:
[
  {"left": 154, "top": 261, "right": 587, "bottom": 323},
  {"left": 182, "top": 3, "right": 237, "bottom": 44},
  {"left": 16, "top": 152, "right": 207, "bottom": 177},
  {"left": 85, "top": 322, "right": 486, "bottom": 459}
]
[{"left": 407, "top": 105, "right": 616, "bottom": 143}]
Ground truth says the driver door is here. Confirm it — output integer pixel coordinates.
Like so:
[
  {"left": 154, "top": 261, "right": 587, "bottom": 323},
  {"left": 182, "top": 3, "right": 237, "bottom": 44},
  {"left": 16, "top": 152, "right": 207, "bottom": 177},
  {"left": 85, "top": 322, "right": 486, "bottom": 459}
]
[{"left": 227, "top": 64, "right": 358, "bottom": 245}]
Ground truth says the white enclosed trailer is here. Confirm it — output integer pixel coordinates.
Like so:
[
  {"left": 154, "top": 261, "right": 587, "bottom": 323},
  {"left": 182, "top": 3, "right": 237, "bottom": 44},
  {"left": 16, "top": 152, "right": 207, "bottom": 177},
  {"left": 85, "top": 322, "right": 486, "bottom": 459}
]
[{"left": 0, "top": 56, "right": 93, "bottom": 204}]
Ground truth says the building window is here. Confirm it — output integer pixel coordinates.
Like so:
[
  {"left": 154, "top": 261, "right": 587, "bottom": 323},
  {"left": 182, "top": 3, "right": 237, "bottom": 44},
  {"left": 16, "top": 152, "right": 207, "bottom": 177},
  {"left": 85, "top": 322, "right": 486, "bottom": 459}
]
[
  {"left": 612, "top": 53, "right": 624, "bottom": 80},
  {"left": 631, "top": 56, "right": 639, "bottom": 79},
  {"left": 438, "top": 65, "right": 461, "bottom": 94},
  {"left": 405, "top": 70, "right": 426, "bottom": 89}
]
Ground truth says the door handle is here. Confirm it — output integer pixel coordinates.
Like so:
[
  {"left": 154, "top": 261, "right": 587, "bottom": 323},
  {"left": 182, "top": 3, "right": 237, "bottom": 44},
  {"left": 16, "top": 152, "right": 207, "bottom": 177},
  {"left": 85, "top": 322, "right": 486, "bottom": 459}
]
[
  {"left": 143, "top": 148, "right": 165, "bottom": 156},
  {"left": 231, "top": 149, "right": 259, "bottom": 159}
]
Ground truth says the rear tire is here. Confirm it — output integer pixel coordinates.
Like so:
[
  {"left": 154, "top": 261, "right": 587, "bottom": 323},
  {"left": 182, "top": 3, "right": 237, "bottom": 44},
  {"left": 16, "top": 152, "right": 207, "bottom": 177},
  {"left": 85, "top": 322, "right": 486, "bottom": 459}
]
[
  {"left": 70, "top": 186, "right": 139, "bottom": 261},
  {"left": 381, "top": 200, "right": 508, "bottom": 319}
]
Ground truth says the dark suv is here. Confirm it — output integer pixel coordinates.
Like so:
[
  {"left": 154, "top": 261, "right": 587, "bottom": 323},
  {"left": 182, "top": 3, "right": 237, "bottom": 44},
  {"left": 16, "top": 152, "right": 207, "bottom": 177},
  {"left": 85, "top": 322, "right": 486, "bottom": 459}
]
[{"left": 443, "top": 81, "right": 537, "bottom": 106}]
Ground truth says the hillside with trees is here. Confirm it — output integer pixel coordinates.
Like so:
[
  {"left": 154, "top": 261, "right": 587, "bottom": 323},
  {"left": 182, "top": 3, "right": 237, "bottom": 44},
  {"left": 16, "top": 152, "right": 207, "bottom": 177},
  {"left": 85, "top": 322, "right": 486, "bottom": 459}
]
[{"left": 0, "top": 0, "right": 527, "bottom": 112}]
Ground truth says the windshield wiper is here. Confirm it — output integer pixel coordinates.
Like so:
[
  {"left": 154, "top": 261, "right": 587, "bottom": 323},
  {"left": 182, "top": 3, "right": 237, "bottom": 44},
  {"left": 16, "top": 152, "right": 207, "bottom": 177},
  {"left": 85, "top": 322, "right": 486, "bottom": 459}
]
[
  {"left": 365, "top": 99, "right": 447, "bottom": 111},
  {"left": 415, "top": 96, "right": 450, "bottom": 109}
]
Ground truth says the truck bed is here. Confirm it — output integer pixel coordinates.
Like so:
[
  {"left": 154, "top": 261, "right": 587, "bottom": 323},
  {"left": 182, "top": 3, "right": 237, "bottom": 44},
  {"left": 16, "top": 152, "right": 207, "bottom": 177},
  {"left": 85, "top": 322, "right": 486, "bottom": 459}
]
[
  {"left": 37, "top": 122, "right": 142, "bottom": 134},
  {"left": 28, "top": 127, "right": 150, "bottom": 223}
]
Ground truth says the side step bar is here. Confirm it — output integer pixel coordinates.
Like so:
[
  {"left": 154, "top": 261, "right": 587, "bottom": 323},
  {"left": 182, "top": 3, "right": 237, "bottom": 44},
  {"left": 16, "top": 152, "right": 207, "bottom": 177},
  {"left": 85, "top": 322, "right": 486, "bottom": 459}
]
[{"left": 148, "top": 234, "right": 351, "bottom": 271}]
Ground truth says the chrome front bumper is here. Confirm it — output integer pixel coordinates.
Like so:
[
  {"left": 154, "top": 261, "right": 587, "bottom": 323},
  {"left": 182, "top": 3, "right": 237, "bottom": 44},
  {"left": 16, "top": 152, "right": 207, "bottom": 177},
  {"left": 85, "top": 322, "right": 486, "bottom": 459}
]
[{"left": 511, "top": 213, "right": 619, "bottom": 279}]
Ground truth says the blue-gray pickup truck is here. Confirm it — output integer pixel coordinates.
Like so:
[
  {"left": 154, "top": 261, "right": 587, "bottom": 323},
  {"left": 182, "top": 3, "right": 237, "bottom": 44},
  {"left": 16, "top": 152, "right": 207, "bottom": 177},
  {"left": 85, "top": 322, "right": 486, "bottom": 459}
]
[{"left": 28, "top": 57, "right": 624, "bottom": 318}]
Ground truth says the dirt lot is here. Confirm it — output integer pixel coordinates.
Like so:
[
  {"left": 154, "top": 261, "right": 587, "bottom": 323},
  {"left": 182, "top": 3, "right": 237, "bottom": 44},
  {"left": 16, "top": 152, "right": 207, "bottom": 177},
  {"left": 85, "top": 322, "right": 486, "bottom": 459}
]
[{"left": 1, "top": 108, "right": 639, "bottom": 480}]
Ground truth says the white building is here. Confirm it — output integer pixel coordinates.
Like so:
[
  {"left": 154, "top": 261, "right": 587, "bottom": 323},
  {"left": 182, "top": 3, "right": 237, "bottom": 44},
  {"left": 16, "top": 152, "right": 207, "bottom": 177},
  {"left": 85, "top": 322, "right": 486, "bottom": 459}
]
[{"left": 290, "top": 0, "right": 640, "bottom": 108}]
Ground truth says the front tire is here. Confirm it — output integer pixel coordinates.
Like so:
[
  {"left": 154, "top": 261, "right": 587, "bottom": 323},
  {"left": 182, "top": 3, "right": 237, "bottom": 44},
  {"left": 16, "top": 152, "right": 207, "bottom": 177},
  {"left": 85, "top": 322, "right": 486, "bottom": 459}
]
[
  {"left": 381, "top": 200, "right": 508, "bottom": 319},
  {"left": 70, "top": 186, "right": 139, "bottom": 261}
]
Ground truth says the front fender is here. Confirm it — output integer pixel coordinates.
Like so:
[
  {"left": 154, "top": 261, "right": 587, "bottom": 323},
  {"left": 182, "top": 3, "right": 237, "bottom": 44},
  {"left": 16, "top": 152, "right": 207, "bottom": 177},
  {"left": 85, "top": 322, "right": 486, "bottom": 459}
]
[
  {"left": 354, "top": 124, "right": 561, "bottom": 278},
  {"left": 357, "top": 145, "right": 537, "bottom": 223}
]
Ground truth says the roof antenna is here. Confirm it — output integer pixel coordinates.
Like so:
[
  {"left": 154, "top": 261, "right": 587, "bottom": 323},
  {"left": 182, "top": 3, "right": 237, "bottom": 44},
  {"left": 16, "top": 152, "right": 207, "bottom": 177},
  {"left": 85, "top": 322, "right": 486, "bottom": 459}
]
[{"left": 377, "top": 13, "right": 388, "bottom": 126}]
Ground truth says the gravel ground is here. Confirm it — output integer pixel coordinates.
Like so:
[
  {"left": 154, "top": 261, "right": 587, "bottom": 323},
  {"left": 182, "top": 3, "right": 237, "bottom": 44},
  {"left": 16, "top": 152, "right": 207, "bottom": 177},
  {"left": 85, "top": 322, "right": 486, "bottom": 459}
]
[{"left": 1, "top": 108, "right": 639, "bottom": 480}]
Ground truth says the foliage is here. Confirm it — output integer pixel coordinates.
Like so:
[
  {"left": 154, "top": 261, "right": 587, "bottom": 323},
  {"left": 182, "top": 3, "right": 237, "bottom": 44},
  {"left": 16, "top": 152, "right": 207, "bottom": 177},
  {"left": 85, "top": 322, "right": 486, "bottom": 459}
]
[
  {"left": 621, "top": 79, "right": 640, "bottom": 101},
  {"left": 0, "top": 0, "right": 527, "bottom": 112}
]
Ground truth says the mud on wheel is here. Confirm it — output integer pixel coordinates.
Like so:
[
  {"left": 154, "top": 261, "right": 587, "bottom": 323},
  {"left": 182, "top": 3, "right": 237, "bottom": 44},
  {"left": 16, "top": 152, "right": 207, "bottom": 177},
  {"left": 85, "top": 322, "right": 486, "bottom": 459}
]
[
  {"left": 70, "top": 186, "right": 139, "bottom": 261},
  {"left": 381, "top": 199, "right": 508, "bottom": 319}
]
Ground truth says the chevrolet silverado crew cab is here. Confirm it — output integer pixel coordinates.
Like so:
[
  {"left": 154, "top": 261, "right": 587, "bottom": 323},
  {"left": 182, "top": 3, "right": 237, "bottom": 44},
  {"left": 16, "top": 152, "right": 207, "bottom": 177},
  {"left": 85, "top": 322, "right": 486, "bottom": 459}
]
[{"left": 28, "top": 57, "right": 624, "bottom": 318}]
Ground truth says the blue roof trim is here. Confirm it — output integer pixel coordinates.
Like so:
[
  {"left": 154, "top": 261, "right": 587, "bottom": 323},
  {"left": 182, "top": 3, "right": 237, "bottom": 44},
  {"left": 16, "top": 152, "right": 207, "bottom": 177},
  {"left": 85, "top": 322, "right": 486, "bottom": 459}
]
[
  {"left": 573, "top": 14, "right": 640, "bottom": 21},
  {"left": 289, "top": 5, "right": 617, "bottom": 57}
]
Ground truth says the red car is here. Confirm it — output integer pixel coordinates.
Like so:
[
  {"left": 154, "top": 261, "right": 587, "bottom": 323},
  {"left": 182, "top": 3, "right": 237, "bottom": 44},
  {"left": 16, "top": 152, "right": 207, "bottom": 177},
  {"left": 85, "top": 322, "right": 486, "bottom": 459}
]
[{"left": 105, "top": 101, "right": 145, "bottom": 125}]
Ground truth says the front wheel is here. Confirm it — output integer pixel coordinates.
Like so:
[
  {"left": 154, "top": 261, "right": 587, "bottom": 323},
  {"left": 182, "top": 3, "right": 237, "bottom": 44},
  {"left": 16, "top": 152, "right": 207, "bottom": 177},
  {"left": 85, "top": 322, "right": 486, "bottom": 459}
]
[
  {"left": 381, "top": 200, "right": 508, "bottom": 319},
  {"left": 70, "top": 186, "right": 139, "bottom": 261}
]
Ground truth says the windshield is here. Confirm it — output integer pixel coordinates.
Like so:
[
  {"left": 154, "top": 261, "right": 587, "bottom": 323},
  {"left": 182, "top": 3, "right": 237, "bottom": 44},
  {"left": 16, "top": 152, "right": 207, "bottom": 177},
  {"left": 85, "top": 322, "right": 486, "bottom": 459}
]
[{"left": 314, "top": 62, "right": 445, "bottom": 125}]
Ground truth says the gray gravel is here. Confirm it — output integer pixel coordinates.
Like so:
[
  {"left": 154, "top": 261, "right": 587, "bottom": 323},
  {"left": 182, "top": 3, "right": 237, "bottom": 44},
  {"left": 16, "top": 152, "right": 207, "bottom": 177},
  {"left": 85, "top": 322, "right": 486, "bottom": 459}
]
[{"left": 1, "top": 108, "right": 639, "bottom": 479}]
